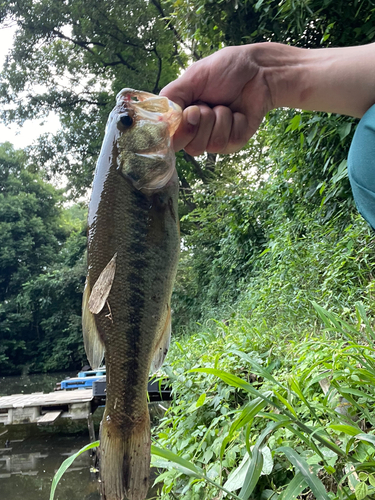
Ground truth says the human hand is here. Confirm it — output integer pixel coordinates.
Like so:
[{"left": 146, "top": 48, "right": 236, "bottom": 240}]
[{"left": 160, "top": 44, "right": 273, "bottom": 155}]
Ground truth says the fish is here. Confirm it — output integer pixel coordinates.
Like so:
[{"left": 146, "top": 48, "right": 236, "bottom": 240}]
[{"left": 82, "top": 88, "right": 182, "bottom": 500}]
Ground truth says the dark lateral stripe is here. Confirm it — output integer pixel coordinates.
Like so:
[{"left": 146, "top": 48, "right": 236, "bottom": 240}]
[{"left": 128, "top": 241, "right": 147, "bottom": 254}]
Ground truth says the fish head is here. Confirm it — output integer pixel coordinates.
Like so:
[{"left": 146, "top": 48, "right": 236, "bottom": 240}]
[{"left": 107, "top": 88, "right": 182, "bottom": 191}]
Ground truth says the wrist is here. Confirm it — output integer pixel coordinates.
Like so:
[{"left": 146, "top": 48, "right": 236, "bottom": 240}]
[
  {"left": 251, "top": 42, "right": 375, "bottom": 117},
  {"left": 248, "top": 42, "right": 309, "bottom": 111}
]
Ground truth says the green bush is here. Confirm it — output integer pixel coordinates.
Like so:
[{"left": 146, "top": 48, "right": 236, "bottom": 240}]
[{"left": 153, "top": 303, "right": 375, "bottom": 499}]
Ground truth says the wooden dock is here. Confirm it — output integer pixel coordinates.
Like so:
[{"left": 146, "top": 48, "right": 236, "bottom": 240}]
[
  {"left": 0, "top": 389, "right": 95, "bottom": 426},
  {"left": 0, "top": 377, "right": 172, "bottom": 430}
]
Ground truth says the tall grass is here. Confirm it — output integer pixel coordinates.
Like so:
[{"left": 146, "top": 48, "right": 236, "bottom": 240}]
[{"left": 152, "top": 302, "right": 375, "bottom": 500}]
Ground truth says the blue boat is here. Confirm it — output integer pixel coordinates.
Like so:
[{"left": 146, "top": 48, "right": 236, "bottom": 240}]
[{"left": 60, "top": 367, "right": 106, "bottom": 390}]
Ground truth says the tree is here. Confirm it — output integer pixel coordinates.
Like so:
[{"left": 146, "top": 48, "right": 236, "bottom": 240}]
[
  {"left": 0, "top": 142, "right": 86, "bottom": 373},
  {"left": 0, "top": 0, "right": 185, "bottom": 195}
]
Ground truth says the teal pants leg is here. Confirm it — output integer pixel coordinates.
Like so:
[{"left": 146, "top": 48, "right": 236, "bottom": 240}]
[{"left": 348, "top": 104, "right": 375, "bottom": 230}]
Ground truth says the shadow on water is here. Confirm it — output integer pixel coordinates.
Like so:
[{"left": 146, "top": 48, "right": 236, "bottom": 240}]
[{"left": 0, "top": 373, "right": 164, "bottom": 500}]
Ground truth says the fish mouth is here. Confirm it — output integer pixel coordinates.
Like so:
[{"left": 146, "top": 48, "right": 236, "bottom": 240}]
[{"left": 116, "top": 88, "right": 182, "bottom": 137}]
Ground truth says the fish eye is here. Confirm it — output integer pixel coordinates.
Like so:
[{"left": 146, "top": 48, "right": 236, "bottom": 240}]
[{"left": 119, "top": 113, "right": 134, "bottom": 128}]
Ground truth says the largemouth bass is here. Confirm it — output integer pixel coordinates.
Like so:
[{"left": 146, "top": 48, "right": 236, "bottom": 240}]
[{"left": 82, "top": 88, "right": 182, "bottom": 500}]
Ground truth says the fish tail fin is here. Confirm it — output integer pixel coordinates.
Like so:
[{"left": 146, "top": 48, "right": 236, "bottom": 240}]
[{"left": 100, "top": 411, "right": 151, "bottom": 500}]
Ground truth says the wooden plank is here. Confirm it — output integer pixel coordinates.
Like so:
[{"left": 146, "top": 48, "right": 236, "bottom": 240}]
[
  {"left": 0, "top": 389, "right": 93, "bottom": 410},
  {"left": 37, "top": 411, "right": 62, "bottom": 425}
]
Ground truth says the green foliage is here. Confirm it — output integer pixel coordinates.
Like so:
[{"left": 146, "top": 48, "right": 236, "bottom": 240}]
[
  {"left": 0, "top": 143, "right": 87, "bottom": 374},
  {"left": 168, "top": 0, "right": 375, "bottom": 52},
  {"left": 173, "top": 109, "right": 374, "bottom": 330},
  {"left": 153, "top": 303, "right": 375, "bottom": 499}
]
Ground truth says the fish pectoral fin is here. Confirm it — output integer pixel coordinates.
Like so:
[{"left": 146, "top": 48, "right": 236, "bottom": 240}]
[
  {"left": 88, "top": 253, "right": 117, "bottom": 314},
  {"left": 82, "top": 276, "right": 105, "bottom": 369},
  {"left": 150, "top": 304, "right": 172, "bottom": 374}
]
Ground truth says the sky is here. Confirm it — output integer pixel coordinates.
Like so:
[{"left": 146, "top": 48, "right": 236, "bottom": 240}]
[{"left": 0, "top": 24, "right": 60, "bottom": 149}]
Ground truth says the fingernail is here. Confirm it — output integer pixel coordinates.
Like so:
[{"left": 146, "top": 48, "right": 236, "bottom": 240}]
[{"left": 186, "top": 106, "right": 200, "bottom": 126}]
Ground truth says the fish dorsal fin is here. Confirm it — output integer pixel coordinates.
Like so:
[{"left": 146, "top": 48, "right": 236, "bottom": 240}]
[
  {"left": 88, "top": 253, "right": 117, "bottom": 314},
  {"left": 150, "top": 305, "right": 172, "bottom": 374},
  {"left": 82, "top": 276, "right": 105, "bottom": 369}
]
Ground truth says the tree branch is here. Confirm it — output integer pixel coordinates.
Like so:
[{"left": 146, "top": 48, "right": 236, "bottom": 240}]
[
  {"left": 152, "top": 47, "right": 163, "bottom": 94},
  {"left": 53, "top": 29, "right": 138, "bottom": 71},
  {"left": 150, "top": 0, "right": 200, "bottom": 62},
  {"left": 52, "top": 29, "right": 98, "bottom": 55},
  {"left": 103, "top": 53, "right": 137, "bottom": 72}
]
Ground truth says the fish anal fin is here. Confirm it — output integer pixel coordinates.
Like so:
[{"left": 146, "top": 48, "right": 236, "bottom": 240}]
[
  {"left": 88, "top": 253, "right": 117, "bottom": 314},
  {"left": 150, "top": 304, "right": 171, "bottom": 374},
  {"left": 82, "top": 276, "right": 105, "bottom": 369}
]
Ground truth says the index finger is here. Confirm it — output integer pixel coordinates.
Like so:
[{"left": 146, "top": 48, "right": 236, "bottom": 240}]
[{"left": 160, "top": 79, "right": 194, "bottom": 110}]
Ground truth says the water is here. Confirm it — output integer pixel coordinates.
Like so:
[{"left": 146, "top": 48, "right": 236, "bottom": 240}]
[
  {"left": 0, "top": 373, "right": 163, "bottom": 500},
  {"left": 0, "top": 425, "right": 100, "bottom": 500}
]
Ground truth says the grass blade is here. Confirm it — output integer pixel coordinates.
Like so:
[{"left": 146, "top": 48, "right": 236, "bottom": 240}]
[
  {"left": 190, "top": 368, "right": 345, "bottom": 457},
  {"left": 151, "top": 445, "right": 243, "bottom": 500},
  {"left": 50, "top": 440, "right": 99, "bottom": 500},
  {"left": 238, "top": 446, "right": 263, "bottom": 499},
  {"left": 151, "top": 445, "right": 203, "bottom": 478},
  {"left": 220, "top": 396, "right": 269, "bottom": 459},
  {"left": 276, "top": 446, "right": 330, "bottom": 500},
  {"left": 239, "top": 421, "right": 284, "bottom": 499}
]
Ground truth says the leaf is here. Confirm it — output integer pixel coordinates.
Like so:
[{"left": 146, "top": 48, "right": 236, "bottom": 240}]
[
  {"left": 187, "top": 392, "right": 207, "bottom": 413},
  {"left": 338, "top": 122, "right": 352, "bottom": 141},
  {"left": 355, "top": 481, "right": 368, "bottom": 500},
  {"left": 230, "top": 349, "right": 284, "bottom": 390},
  {"left": 239, "top": 446, "right": 263, "bottom": 499},
  {"left": 329, "top": 424, "right": 361, "bottom": 436},
  {"left": 190, "top": 367, "right": 344, "bottom": 457},
  {"left": 196, "top": 392, "right": 206, "bottom": 408},
  {"left": 239, "top": 421, "right": 290, "bottom": 499},
  {"left": 224, "top": 446, "right": 273, "bottom": 493},
  {"left": 286, "top": 114, "right": 302, "bottom": 132},
  {"left": 279, "top": 472, "right": 306, "bottom": 500},
  {"left": 331, "top": 160, "right": 348, "bottom": 185},
  {"left": 224, "top": 452, "right": 251, "bottom": 492},
  {"left": 226, "top": 396, "right": 269, "bottom": 439},
  {"left": 260, "top": 446, "right": 273, "bottom": 476},
  {"left": 221, "top": 397, "right": 267, "bottom": 460},
  {"left": 355, "top": 433, "right": 375, "bottom": 448},
  {"left": 50, "top": 440, "right": 100, "bottom": 500},
  {"left": 276, "top": 447, "right": 330, "bottom": 500},
  {"left": 189, "top": 368, "right": 262, "bottom": 398},
  {"left": 175, "top": 341, "right": 184, "bottom": 353},
  {"left": 273, "top": 390, "right": 298, "bottom": 418}
]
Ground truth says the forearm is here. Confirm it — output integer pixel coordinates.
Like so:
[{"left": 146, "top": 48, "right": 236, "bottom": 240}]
[{"left": 252, "top": 42, "right": 375, "bottom": 118}]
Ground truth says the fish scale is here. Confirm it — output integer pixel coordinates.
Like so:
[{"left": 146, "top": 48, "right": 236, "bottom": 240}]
[{"left": 82, "top": 88, "right": 181, "bottom": 500}]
